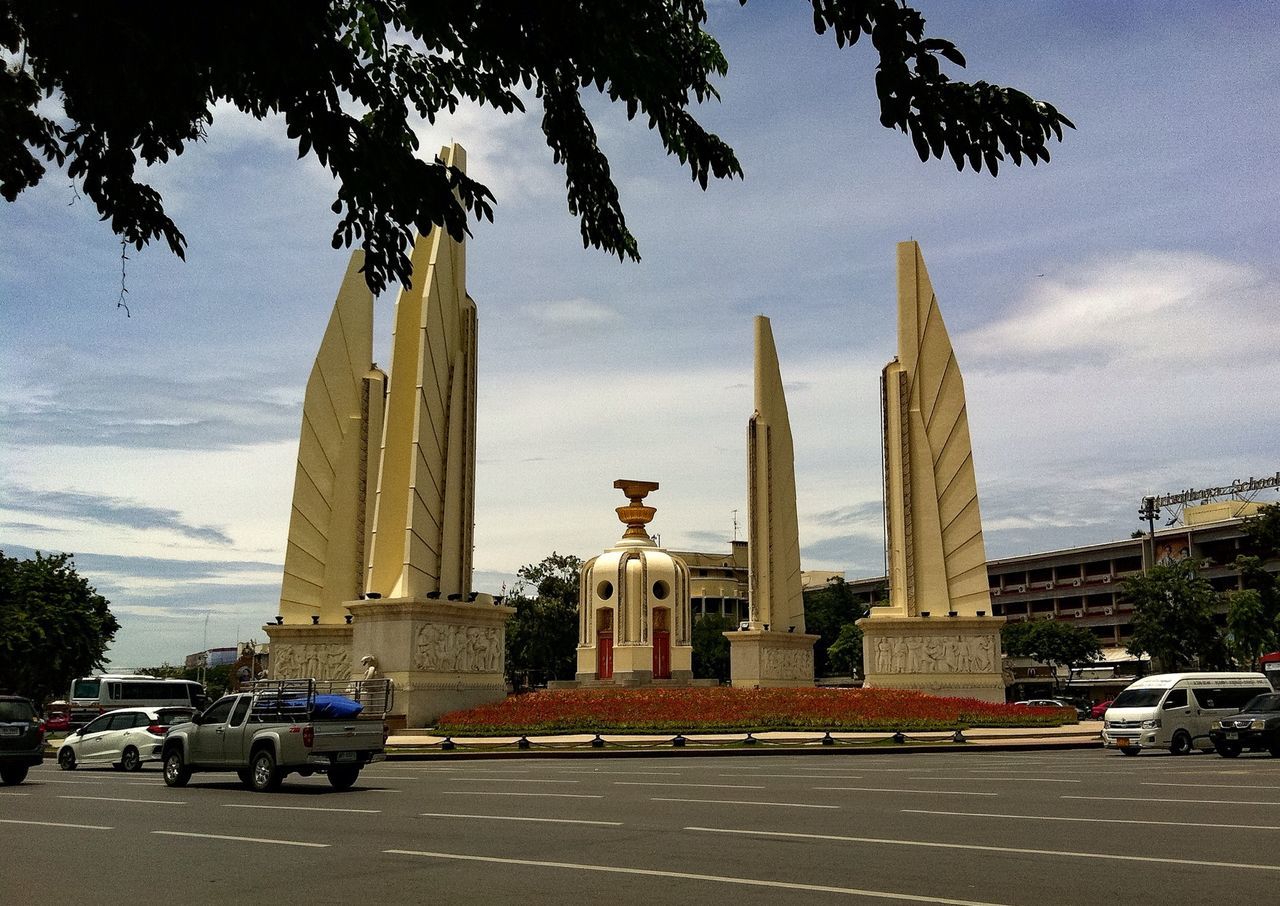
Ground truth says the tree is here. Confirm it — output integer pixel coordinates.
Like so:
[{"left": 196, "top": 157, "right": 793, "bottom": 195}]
[
  {"left": 0, "top": 550, "right": 120, "bottom": 703},
  {"left": 692, "top": 613, "right": 735, "bottom": 682},
  {"left": 1227, "top": 504, "right": 1280, "bottom": 667},
  {"left": 803, "top": 577, "right": 871, "bottom": 676},
  {"left": 826, "top": 622, "right": 864, "bottom": 678},
  {"left": 1122, "top": 559, "right": 1221, "bottom": 672},
  {"left": 503, "top": 552, "right": 581, "bottom": 691},
  {"left": 1000, "top": 619, "right": 1102, "bottom": 693},
  {"left": 2, "top": 2, "right": 1074, "bottom": 295}
]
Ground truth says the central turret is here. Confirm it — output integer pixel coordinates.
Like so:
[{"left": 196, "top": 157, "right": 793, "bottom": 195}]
[{"left": 574, "top": 480, "right": 694, "bottom": 685}]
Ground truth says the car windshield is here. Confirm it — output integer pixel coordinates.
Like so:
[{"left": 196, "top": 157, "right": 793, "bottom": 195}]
[
  {"left": 156, "top": 709, "right": 194, "bottom": 725},
  {"left": 1241, "top": 693, "right": 1280, "bottom": 713},
  {"left": 1111, "top": 689, "right": 1166, "bottom": 708},
  {"left": 0, "top": 701, "right": 34, "bottom": 721}
]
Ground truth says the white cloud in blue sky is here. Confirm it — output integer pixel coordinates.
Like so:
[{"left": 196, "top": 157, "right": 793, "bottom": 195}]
[{"left": 2, "top": 2, "right": 1278, "bottom": 667}]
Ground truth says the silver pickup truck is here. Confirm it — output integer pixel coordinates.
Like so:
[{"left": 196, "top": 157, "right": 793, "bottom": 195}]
[{"left": 161, "top": 679, "right": 392, "bottom": 792}]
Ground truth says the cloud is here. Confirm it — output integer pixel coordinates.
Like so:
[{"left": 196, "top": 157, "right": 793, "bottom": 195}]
[
  {"left": 2, "top": 485, "right": 234, "bottom": 545},
  {"left": 522, "top": 298, "right": 622, "bottom": 328},
  {"left": 0, "top": 361, "right": 299, "bottom": 451},
  {"left": 960, "top": 251, "right": 1280, "bottom": 370},
  {"left": 810, "top": 500, "right": 884, "bottom": 527}
]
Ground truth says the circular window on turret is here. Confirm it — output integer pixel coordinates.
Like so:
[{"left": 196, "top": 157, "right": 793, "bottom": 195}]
[
  {"left": 596, "top": 580, "right": 614, "bottom": 600},
  {"left": 651, "top": 580, "right": 670, "bottom": 600}
]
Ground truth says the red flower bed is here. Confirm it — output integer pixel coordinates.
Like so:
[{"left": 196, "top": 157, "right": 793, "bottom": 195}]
[{"left": 436, "top": 687, "right": 1074, "bottom": 735}]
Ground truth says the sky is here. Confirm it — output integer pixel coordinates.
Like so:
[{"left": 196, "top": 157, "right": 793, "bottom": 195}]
[{"left": 3, "top": 2, "right": 1278, "bottom": 669}]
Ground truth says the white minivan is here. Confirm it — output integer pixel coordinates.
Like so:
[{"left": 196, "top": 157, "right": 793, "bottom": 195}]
[{"left": 1101, "top": 672, "right": 1273, "bottom": 755}]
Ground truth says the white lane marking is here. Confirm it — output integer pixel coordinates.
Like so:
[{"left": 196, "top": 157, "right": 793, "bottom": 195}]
[
  {"left": 652, "top": 797, "right": 838, "bottom": 810},
  {"left": 718, "top": 773, "right": 864, "bottom": 780},
  {"left": 347, "top": 775, "right": 420, "bottom": 781},
  {"left": 153, "top": 831, "right": 328, "bottom": 848},
  {"left": 0, "top": 792, "right": 30, "bottom": 796},
  {"left": 447, "top": 778, "right": 579, "bottom": 784},
  {"left": 1143, "top": 782, "right": 1280, "bottom": 791},
  {"left": 223, "top": 804, "right": 380, "bottom": 815},
  {"left": 615, "top": 782, "right": 766, "bottom": 790},
  {"left": 1063, "top": 795, "right": 1280, "bottom": 806},
  {"left": 686, "top": 826, "right": 1280, "bottom": 872},
  {"left": 0, "top": 818, "right": 110, "bottom": 830},
  {"left": 815, "top": 787, "right": 997, "bottom": 797},
  {"left": 58, "top": 795, "right": 185, "bottom": 805},
  {"left": 383, "top": 849, "right": 1008, "bottom": 905},
  {"left": 556, "top": 770, "right": 683, "bottom": 777},
  {"left": 911, "top": 777, "right": 1081, "bottom": 784},
  {"left": 29, "top": 779, "right": 111, "bottom": 785},
  {"left": 902, "top": 809, "right": 1280, "bottom": 831},
  {"left": 443, "top": 791, "right": 603, "bottom": 799},
  {"left": 420, "top": 812, "right": 622, "bottom": 827}
]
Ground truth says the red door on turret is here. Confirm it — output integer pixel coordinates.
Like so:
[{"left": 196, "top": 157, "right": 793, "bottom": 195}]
[
  {"left": 652, "top": 607, "right": 671, "bottom": 679},
  {"left": 597, "top": 609, "right": 614, "bottom": 680}
]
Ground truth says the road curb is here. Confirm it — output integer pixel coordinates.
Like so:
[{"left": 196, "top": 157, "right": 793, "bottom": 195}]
[{"left": 385, "top": 737, "right": 1103, "bottom": 760}]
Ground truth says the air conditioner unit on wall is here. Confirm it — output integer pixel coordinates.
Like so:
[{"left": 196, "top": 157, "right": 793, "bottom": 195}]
[
  {"left": 992, "top": 588, "right": 1001, "bottom": 596},
  {"left": 1102, "top": 576, "right": 1112, "bottom": 584},
  {"left": 1045, "top": 581, "right": 1054, "bottom": 590},
  {"left": 1072, "top": 578, "right": 1082, "bottom": 587},
  {"left": 1017, "top": 584, "right": 1027, "bottom": 593}
]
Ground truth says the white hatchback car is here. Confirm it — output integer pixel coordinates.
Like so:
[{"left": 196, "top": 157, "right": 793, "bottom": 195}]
[{"left": 57, "top": 706, "right": 194, "bottom": 772}]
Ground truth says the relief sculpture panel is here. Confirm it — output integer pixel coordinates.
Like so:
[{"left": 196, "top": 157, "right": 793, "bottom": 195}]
[
  {"left": 871, "top": 634, "right": 995, "bottom": 675},
  {"left": 270, "top": 643, "right": 352, "bottom": 680},
  {"left": 415, "top": 623, "right": 504, "bottom": 673},
  {"left": 763, "top": 646, "right": 814, "bottom": 679}
]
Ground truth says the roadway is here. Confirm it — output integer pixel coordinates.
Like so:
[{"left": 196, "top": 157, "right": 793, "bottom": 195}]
[{"left": 3, "top": 748, "right": 1279, "bottom": 905}]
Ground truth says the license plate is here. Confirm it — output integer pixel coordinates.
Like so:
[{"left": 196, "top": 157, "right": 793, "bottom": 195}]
[
  {"left": 0, "top": 727, "right": 19, "bottom": 737},
  {"left": 1226, "top": 731, "right": 1239, "bottom": 740},
  {"left": 336, "top": 751, "right": 357, "bottom": 763},
  {"left": 1116, "top": 737, "right": 1130, "bottom": 748}
]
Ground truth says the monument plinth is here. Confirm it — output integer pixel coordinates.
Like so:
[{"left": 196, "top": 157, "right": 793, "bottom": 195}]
[
  {"left": 858, "top": 242, "right": 1004, "bottom": 702},
  {"left": 348, "top": 596, "right": 514, "bottom": 727},
  {"left": 575, "top": 481, "right": 694, "bottom": 686},
  {"left": 727, "top": 316, "right": 817, "bottom": 688}
]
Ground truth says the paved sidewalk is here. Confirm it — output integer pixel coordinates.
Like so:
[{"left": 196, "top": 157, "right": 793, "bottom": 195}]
[{"left": 384, "top": 720, "right": 1104, "bottom": 759}]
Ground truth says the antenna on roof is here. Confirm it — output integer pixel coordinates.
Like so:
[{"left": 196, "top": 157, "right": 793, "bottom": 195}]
[{"left": 731, "top": 509, "right": 739, "bottom": 542}]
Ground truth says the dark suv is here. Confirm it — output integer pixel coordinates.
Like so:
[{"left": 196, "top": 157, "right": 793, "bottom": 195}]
[{"left": 0, "top": 695, "right": 45, "bottom": 784}]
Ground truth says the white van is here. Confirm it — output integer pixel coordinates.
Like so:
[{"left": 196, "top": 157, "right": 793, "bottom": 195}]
[
  {"left": 1101, "top": 672, "right": 1272, "bottom": 755},
  {"left": 67, "top": 675, "right": 205, "bottom": 727}
]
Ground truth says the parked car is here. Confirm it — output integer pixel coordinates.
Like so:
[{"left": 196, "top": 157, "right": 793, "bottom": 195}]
[
  {"left": 43, "top": 708, "right": 72, "bottom": 734},
  {"left": 57, "top": 706, "right": 194, "bottom": 772},
  {"left": 1090, "top": 699, "right": 1114, "bottom": 720},
  {"left": 0, "top": 695, "right": 45, "bottom": 785},
  {"left": 1014, "top": 698, "right": 1073, "bottom": 710},
  {"left": 1209, "top": 692, "right": 1280, "bottom": 758}
]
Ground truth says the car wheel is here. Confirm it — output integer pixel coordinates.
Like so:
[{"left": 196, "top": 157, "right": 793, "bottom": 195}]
[
  {"left": 1118, "top": 746, "right": 1140, "bottom": 756},
  {"left": 1215, "top": 741, "right": 1242, "bottom": 758},
  {"left": 121, "top": 746, "right": 142, "bottom": 772},
  {"left": 327, "top": 766, "right": 360, "bottom": 791},
  {"left": 1170, "top": 731, "right": 1193, "bottom": 756},
  {"left": 0, "top": 765, "right": 28, "bottom": 785},
  {"left": 163, "top": 749, "right": 191, "bottom": 788},
  {"left": 250, "top": 749, "right": 282, "bottom": 793},
  {"left": 57, "top": 747, "right": 76, "bottom": 771}
]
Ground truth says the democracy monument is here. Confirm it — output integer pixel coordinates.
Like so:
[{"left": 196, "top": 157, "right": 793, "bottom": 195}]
[
  {"left": 265, "top": 144, "right": 513, "bottom": 727},
  {"left": 264, "top": 154, "right": 1006, "bottom": 717}
]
